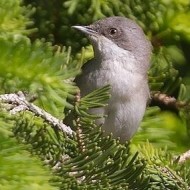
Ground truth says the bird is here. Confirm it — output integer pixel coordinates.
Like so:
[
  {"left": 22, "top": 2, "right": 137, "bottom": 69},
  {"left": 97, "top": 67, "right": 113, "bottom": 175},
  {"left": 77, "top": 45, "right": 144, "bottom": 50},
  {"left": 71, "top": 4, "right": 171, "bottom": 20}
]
[{"left": 72, "top": 16, "right": 152, "bottom": 143}]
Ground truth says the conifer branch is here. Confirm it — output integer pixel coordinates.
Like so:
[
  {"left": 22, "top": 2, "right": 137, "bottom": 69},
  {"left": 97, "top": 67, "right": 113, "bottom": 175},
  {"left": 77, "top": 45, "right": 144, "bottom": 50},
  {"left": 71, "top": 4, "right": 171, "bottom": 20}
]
[{"left": 0, "top": 91, "right": 74, "bottom": 136}]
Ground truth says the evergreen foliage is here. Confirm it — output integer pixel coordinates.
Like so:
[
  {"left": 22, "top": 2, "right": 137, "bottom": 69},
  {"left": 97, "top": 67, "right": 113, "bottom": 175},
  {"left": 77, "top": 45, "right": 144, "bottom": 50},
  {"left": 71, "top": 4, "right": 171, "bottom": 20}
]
[
  {"left": 1, "top": 0, "right": 190, "bottom": 189},
  {"left": 0, "top": 0, "right": 34, "bottom": 35},
  {"left": 0, "top": 35, "right": 78, "bottom": 116},
  {"left": 0, "top": 111, "right": 56, "bottom": 190}
]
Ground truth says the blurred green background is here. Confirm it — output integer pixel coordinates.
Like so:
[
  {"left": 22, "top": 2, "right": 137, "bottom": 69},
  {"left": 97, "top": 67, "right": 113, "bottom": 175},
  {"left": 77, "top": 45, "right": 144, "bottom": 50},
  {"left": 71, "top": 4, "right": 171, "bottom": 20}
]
[{"left": 1, "top": 0, "right": 190, "bottom": 189}]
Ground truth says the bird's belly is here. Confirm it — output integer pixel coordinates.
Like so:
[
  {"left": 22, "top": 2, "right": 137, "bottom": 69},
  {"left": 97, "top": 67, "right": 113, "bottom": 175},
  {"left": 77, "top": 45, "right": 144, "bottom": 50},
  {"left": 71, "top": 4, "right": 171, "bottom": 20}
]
[
  {"left": 102, "top": 98, "right": 146, "bottom": 142},
  {"left": 78, "top": 64, "right": 148, "bottom": 142}
]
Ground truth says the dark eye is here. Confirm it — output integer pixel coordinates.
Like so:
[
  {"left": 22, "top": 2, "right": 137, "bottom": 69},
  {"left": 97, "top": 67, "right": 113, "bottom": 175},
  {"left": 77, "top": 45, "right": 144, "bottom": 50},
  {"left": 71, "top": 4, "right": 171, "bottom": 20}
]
[{"left": 109, "top": 28, "right": 118, "bottom": 36}]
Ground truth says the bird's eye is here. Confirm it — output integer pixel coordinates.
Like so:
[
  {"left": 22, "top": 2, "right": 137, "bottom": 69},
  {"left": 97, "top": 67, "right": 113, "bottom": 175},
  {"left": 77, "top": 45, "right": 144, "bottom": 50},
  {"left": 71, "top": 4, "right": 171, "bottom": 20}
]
[{"left": 109, "top": 28, "right": 118, "bottom": 36}]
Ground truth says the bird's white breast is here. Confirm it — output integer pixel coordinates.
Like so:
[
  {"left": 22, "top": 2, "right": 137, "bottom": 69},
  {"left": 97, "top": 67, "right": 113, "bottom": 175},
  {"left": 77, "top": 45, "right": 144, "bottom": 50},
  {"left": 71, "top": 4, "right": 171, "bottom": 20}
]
[{"left": 78, "top": 37, "right": 149, "bottom": 142}]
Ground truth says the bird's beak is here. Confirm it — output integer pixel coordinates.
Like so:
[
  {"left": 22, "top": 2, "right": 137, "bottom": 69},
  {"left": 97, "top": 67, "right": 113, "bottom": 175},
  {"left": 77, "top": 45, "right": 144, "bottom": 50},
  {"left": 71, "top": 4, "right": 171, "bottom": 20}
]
[{"left": 72, "top": 25, "right": 98, "bottom": 36}]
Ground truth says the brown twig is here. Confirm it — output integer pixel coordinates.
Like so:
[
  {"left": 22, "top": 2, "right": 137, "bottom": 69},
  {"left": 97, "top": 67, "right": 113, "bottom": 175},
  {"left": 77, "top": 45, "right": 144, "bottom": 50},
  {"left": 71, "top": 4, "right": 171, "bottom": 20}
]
[
  {"left": 151, "top": 92, "right": 189, "bottom": 111},
  {"left": 74, "top": 91, "right": 86, "bottom": 153}
]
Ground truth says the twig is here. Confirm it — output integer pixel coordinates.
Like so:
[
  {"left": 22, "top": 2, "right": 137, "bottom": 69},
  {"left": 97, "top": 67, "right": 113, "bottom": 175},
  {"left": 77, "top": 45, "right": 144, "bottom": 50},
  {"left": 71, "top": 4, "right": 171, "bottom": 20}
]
[
  {"left": 0, "top": 91, "right": 74, "bottom": 136},
  {"left": 177, "top": 149, "right": 190, "bottom": 164},
  {"left": 151, "top": 92, "right": 189, "bottom": 111}
]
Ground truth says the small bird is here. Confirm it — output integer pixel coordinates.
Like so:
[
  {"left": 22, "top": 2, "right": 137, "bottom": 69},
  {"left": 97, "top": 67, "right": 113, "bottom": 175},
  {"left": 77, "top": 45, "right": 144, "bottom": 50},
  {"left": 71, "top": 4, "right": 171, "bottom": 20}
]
[{"left": 72, "top": 16, "right": 152, "bottom": 143}]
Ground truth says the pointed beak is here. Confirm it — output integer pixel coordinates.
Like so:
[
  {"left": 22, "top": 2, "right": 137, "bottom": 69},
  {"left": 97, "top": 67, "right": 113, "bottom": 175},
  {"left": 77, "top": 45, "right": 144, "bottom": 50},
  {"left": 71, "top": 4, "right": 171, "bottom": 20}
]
[{"left": 72, "top": 25, "right": 98, "bottom": 36}]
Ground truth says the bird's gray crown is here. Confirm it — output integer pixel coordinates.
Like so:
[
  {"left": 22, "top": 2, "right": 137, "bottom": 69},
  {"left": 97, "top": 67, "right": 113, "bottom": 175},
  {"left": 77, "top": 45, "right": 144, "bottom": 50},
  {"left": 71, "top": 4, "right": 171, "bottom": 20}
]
[{"left": 89, "top": 17, "right": 151, "bottom": 60}]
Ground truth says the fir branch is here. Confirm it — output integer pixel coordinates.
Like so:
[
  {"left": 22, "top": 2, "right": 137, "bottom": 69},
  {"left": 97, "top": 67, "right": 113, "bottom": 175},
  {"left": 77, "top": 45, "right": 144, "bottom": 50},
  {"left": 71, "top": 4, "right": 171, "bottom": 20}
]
[
  {"left": 0, "top": 91, "right": 74, "bottom": 136},
  {"left": 0, "top": 0, "right": 35, "bottom": 35}
]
